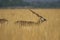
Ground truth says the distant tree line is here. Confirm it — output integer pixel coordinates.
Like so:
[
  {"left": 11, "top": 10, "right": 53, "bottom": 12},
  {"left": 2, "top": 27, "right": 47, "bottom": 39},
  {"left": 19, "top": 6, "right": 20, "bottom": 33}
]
[
  {"left": 0, "top": 0, "right": 31, "bottom": 7},
  {"left": 0, "top": 0, "right": 60, "bottom": 8},
  {"left": 30, "top": 1, "right": 60, "bottom": 8}
]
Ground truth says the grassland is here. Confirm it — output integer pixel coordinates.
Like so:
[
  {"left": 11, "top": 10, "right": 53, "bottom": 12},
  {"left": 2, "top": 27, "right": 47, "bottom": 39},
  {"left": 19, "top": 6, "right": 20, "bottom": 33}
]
[{"left": 0, "top": 9, "right": 60, "bottom": 40}]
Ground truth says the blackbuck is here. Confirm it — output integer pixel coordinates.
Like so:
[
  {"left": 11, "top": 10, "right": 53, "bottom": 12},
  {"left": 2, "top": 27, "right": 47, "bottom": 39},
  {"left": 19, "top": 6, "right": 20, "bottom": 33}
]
[
  {"left": 15, "top": 9, "right": 46, "bottom": 26},
  {"left": 0, "top": 18, "right": 8, "bottom": 28},
  {"left": 14, "top": 9, "right": 47, "bottom": 40}
]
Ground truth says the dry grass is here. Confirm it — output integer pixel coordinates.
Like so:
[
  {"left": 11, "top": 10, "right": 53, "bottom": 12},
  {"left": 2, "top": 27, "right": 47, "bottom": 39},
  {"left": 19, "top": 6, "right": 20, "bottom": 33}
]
[{"left": 0, "top": 9, "right": 60, "bottom": 40}]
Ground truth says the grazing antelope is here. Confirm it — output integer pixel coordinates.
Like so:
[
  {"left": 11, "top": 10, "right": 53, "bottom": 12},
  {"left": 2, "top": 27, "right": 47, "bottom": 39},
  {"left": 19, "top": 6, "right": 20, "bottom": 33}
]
[
  {"left": 0, "top": 18, "right": 8, "bottom": 28},
  {"left": 15, "top": 9, "right": 46, "bottom": 26},
  {"left": 14, "top": 9, "right": 46, "bottom": 40}
]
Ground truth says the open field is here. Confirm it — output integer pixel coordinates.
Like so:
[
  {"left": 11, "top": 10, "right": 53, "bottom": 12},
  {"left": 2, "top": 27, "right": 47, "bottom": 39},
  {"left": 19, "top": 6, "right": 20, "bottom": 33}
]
[{"left": 0, "top": 9, "right": 60, "bottom": 40}]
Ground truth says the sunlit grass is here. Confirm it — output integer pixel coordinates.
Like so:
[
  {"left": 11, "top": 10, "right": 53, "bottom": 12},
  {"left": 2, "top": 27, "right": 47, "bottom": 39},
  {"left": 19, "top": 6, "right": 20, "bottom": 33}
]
[{"left": 0, "top": 9, "right": 60, "bottom": 40}]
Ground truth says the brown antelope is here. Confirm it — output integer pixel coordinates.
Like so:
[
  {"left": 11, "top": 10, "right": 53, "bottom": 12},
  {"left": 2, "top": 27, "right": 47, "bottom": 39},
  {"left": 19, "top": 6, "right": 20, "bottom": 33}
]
[
  {"left": 0, "top": 18, "right": 8, "bottom": 28},
  {"left": 15, "top": 9, "right": 46, "bottom": 26},
  {"left": 14, "top": 9, "right": 46, "bottom": 40}
]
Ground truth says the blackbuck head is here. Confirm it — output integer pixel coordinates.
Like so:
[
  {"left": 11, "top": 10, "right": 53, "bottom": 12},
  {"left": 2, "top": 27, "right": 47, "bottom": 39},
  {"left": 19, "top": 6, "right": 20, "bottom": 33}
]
[{"left": 29, "top": 9, "right": 46, "bottom": 23}]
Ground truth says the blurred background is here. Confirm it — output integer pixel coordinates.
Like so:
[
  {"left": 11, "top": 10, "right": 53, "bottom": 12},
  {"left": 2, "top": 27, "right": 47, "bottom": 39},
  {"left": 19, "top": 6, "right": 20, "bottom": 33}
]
[{"left": 0, "top": 0, "right": 60, "bottom": 8}]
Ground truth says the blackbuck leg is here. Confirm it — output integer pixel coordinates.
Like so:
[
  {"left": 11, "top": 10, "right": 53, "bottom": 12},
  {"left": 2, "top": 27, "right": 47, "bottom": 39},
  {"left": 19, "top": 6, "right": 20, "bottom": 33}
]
[{"left": 18, "top": 22, "right": 23, "bottom": 40}]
